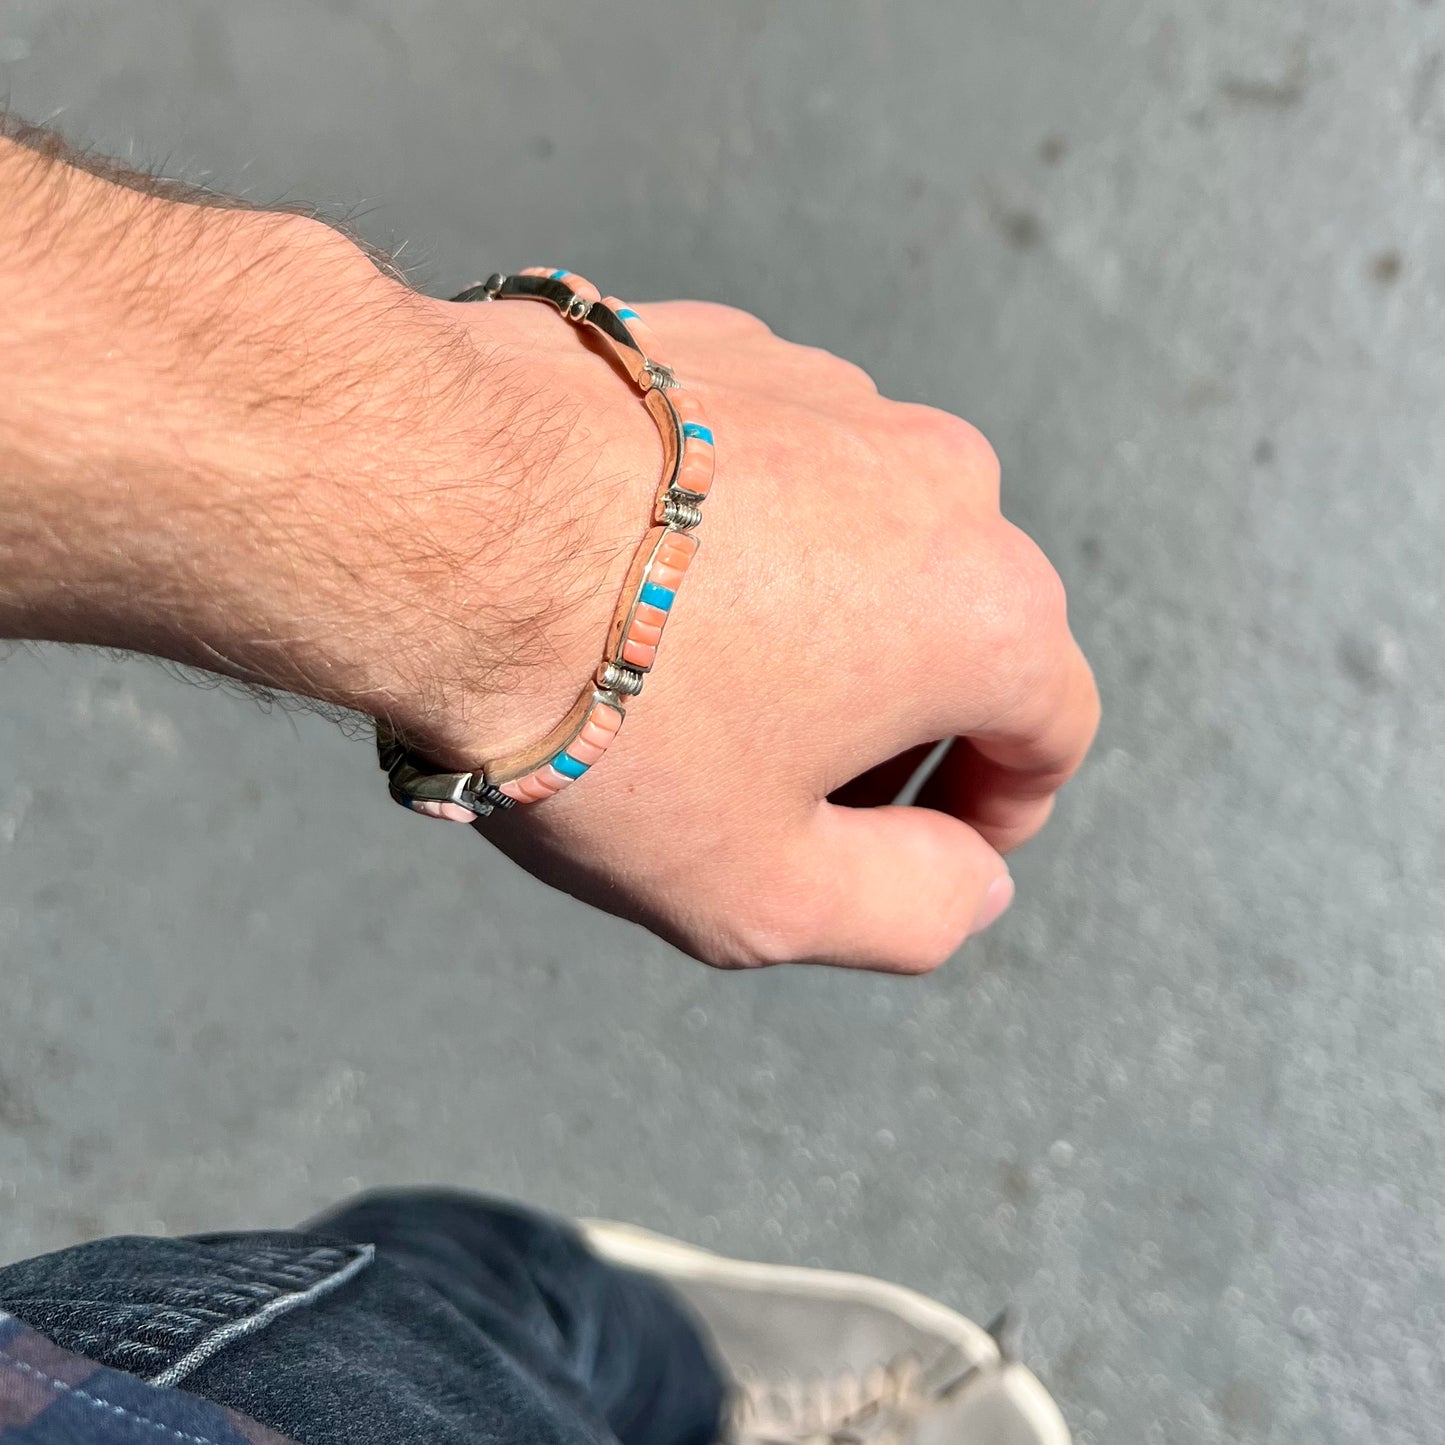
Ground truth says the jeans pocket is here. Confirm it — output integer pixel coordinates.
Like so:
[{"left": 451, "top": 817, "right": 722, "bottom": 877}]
[{"left": 0, "top": 1233, "right": 373, "bottom": 1386}]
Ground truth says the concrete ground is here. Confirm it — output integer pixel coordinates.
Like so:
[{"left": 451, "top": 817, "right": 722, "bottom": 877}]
[{"left": 1, "top": 3, "right": 1442, "bottom": 1442}]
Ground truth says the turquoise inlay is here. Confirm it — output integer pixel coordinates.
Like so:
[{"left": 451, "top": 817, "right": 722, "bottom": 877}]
[
  {"left": 616, "top": 306, "right": 641, "bottom": 321},
  {"left": 550, "top": 269, "right": 569, "bottom": 279},
  {"left": 682, "top": 422, "right": 714, "bottom": 445},
  {"left": 639, "top": 582, "right": 676, "bottom": 612},
  {"left": 552, "top": 752, "right": 590, "bottom": 779}
]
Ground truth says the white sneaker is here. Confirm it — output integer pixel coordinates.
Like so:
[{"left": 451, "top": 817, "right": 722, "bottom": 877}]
[{"left": 579, "top": 1221, "right": 1070, "bottom": 1445}]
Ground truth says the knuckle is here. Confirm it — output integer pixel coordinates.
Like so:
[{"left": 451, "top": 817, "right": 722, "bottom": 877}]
[
  {"left": 840, "top": 360, "right": 879, "bottom": 393},
  {"left": 788, "top": 340, "right": 878, "bottom": 392},
  {"left": 899, "top": 406, "right": 1002, "bottom": 491},
  {"left": 822, "top": 352, "right": 879, "bottom": 393},
  {"left": 1084, "top": 670, "right": 1103, "bottom": 738},
  {"left": 1073, "top": 658, "right": 1103, "bottom": 737},
  {"left": 961, "top": 523, "right": 1070, "bottom": 666},
  {"left": 1027, "top": 554, "right": 1070, "bottom": 637},
  {"left": 1002, "top": 526, "right": 1070, "bottom": 634}
]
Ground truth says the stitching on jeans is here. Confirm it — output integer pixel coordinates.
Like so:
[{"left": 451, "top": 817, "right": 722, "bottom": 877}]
[
  {"left": 147, "top": 1244, "right": 374, "bottom": 1389},
  {"left": 0, "top": 1349, "right": 222, "bottom": 1445},
  {"left": 209, "top": 1291, "right": 263, "bottom": 1310},
  {"left": 112, "top": 1342, "right": 170, "bottom": 1360}
]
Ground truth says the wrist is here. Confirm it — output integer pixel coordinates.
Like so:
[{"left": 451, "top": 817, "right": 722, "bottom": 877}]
[
  {"left": 369, "top": 291, "right": 662, "bottom": 766},
  {"left": 0, "top": 133, "right": 660, "bottom": 762},
  {"left": 216, "top": 267, "right": 663, "bottom": 765}
]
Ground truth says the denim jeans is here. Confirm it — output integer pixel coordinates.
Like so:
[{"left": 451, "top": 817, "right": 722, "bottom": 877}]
[{"left": 0, "top": 1190, "right": 727, "bottom": 1445}]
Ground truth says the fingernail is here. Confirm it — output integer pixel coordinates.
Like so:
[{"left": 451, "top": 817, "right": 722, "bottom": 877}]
[{"left": 969, "top": 873, "right": 1015, "bottom": 937}]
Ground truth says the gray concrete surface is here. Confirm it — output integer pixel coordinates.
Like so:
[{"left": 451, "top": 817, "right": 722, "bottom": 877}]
[{"left": 1, "top": 2, "right": 1442, "bottom": 1441}]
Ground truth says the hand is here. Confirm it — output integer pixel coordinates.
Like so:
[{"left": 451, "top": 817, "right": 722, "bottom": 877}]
[
  {"left": 388, "top": 292, "right": 1100, "bottom": 971},
  {"left": 0, "top": 140, "right": 1096, "bottom": 972}
]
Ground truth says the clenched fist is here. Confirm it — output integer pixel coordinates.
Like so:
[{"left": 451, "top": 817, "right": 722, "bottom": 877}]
[{"left": 397, "top": 291, "right": 1099, "bottom": 970}]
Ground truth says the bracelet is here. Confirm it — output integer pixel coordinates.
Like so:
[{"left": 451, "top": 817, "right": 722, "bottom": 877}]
[{"left": 376, "top": 268, "right": 715, "bottom": 821}]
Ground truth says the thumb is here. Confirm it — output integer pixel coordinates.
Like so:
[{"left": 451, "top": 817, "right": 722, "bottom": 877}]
[{"left": 784, "top": 803, "right": 1014, "bottom": 973}]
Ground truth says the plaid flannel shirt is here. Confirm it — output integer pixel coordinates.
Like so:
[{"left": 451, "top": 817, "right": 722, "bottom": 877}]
[{"left": 0, "top": 1312, "right": 297, "bottom": 1445}]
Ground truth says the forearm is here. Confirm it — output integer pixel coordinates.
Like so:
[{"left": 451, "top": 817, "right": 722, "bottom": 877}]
[{"left": 0, "top": 130, "right": 522, "bottom": 728}]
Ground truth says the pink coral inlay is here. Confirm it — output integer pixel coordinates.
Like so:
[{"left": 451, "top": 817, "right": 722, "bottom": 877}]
[
  {"left": 538, "top": 764, "right": 573, "bottom": 793},
  {"left": 578, "top": 720, "right": 618, "bottom": 753},
  {"left": 496, "top": 701, "right": 624, "bottom": 806},
  {"left": 670, "top": 390, "right": 709, "bottom": 430},
  {"left": 501, "top": 775, "right": 546, "bottom": 803},
  {"left": 648, "top": 564, "right": 686, "bottom": 592},
  {"left": 628, "top": 603, "right": 668, "bottom": 647},
  {"left": 658, "top": 531, "right": 699, "bottom": 564},
  {"left": 675, "top": 449, "right": 714, "bottom": 498},
  {"left": 629, "top": 618, "right": 664, "bottom": 648},
  {"left": 591, "top": 703, "right": 624, "bottom": 733},
  {"left": 568, "top": 735, "right": 607, "bottom": 767}
]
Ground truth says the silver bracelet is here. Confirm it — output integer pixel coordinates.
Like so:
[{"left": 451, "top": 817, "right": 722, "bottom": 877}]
[{"left": 377, "top": 268, "right": 715, "bottom": 821}]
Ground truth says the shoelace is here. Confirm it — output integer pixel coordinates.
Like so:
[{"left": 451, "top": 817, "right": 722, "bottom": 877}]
[{"left": 728, "top": 1353, "right": 939, "bottom": 1445}]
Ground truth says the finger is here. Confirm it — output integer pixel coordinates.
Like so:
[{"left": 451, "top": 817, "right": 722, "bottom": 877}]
[
  {"left": 925, "top": 525, "right": 1099, "bottom": 843},
  {"left": 768, "top": 803, "right": 1014, "bottom": 974},
  {"left": 942, "top": 628, "right": 1099, "bottom": 849},
  {"left": 916, "top": 739, "right": 1058, "bottom": 854}
]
